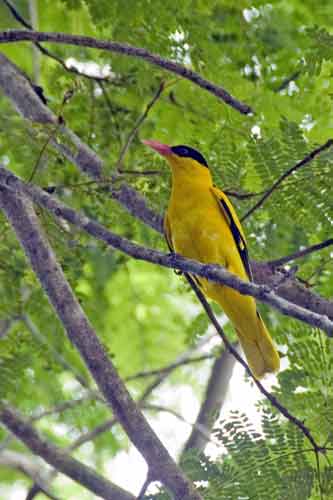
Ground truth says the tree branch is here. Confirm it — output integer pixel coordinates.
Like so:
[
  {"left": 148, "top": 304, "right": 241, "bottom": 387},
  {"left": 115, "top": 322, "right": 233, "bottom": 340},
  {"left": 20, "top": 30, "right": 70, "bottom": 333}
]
[
  {"left": 144, "top": 404, "right": 218, "bottom": 447},
  {"left": 116, "top": 81, "right": 166, "bottom": 171},
  {"left": 0, "top": 29, "right": 253, "bottom": 115},
  {"left": 1, "top": 166, "right": 332, "bottom": 336},
  {"left": 125, "top": 353, "right": 213, "bottom": 382},
  {"left": 182, "top": 345, "right": 237, "bottom": 456},
  {"left": 242, "top": 139, "right": 333, "bottom": 221},
  {"left": 267, "top": 238, "right": 333, "bottom": 268},
  {"left": 0, "top": 318, "right": 14, "bottom": 339},
  {"left": 0, "top": 404, "right": 135, "bottom": 500},
  {"left": 251, "top": 261, "right": 333, "bottom": 322},
  {"left": 0, "top": 187, "right": 201, "bottom": 500}
]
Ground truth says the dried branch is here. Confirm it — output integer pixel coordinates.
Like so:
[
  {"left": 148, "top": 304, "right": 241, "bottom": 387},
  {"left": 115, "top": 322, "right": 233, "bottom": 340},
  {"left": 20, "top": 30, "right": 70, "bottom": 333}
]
[
  {"left": 184, "top": 274, "right": 325, "bottom": 453},
  {"left": 0, "top": 187, "right": 202, "bottom": 500},
  {"left": 1, "top": 166, "right": 332, "bottom": 336},
  {"left": 242, "top": 139, "right": 333, "bottom": 221},
  {"left": 0, "top": 404, "right": 135, "bottom": 500},
  {"left": 267, "top": 238, "right": 333, "bottom": 268},
  {"left": 0, "top": 29, "right": 253, "bottom": 115}
]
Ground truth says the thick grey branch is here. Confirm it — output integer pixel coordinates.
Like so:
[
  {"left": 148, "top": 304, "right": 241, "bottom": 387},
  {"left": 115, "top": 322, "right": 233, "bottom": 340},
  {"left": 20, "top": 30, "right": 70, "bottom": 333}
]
[
  {"left": 0, "top": 187, "right": 201, "bottom": 500},
  {"left": 0, "top": 405, "right": 135, "bottom": 500},
  {"left": 0, "top": 30, "right": 252, "bottom": 115},
  {"left": 1, "top": 167, "right": 332, "bottom": 336}
]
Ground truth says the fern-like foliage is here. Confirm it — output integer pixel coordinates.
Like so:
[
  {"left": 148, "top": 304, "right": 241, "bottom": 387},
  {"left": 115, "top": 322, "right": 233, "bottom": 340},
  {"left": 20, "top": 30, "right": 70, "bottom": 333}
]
[{"left": 153, "top": 410, "right": 326, "bottom": 500}]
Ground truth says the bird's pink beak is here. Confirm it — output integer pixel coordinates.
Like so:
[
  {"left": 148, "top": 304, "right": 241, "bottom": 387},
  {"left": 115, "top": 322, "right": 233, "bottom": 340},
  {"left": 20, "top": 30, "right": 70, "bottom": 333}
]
[{"left": 142, "top": 139, "right": 172, "bottom": 157}]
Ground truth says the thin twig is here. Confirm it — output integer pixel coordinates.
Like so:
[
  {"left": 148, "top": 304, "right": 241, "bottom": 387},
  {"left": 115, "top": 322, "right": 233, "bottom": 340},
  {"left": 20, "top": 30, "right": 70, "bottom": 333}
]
[
  {"left": 315, "top": 450, "right": 324, "bottom": 500},
  {"left": 0, "top": 30, "right": 253, "bottom": 115},
  {"left": 268, "top": 239, "right": 333, "bottom": 268},
  {"left": 125, "top": 354, "right": 213, "bottom": 381},
  {"left": 118, "top": 169, "right": 162, "bottom": 176},
  {"left": 275, "top": 70, "right": 301, "bottom": 93},
  {"left": 242, "top": 139, "right": 333, "bottom": 221},
  {"left": 27, "top": 85, "right": 78, "bottom": 182},
  {"left": 145, "top": 404, "right": 218, "bottom": 446},
  {"left": 184, "top": 273, "right": 325, "bottom": 454},
  {"left": 137, "top": 474, "right": 153, "bottom": 500},
  {"left": 223, "top": 189, "right": 263, "bottom": 200},
  {"left": 305, "top": 256, "right": 331, "bottom": 286},
  {"left": 116, "top": 81, "right": 166, "bottom": 171}
]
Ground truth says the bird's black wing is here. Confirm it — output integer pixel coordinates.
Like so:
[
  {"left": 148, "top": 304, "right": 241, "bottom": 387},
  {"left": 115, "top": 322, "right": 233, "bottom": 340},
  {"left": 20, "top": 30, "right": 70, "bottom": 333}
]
[{"left": 211, "top": 187, "right": 253, "bottom": 282}]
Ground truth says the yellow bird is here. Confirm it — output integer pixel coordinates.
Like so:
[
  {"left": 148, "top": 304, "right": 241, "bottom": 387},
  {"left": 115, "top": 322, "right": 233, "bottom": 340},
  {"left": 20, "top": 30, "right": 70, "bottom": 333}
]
[{"left": 143, "top": 140, "right": 280, "bottom": 378}]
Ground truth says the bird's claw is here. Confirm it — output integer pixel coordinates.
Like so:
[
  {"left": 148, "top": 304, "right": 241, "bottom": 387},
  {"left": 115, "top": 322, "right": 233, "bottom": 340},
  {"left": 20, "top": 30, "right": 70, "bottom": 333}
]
[{"left": 168, "top": 252, "right": 183, "bottom": 276}]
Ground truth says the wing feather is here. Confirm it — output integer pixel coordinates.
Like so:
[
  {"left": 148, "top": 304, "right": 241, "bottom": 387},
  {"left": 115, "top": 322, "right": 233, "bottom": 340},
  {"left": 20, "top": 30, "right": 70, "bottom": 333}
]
[
  {"left": 164, "top": 213, "right": 174, "bottom": 252},
  {"left": 211, "top": 186, "right": 253, "bottom": 281}
]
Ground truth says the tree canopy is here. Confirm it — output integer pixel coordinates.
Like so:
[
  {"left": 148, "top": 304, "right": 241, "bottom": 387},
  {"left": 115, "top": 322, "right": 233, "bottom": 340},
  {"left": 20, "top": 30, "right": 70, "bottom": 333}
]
[{"left": 1, "top": 1, "right": 333, "bottom": 499}]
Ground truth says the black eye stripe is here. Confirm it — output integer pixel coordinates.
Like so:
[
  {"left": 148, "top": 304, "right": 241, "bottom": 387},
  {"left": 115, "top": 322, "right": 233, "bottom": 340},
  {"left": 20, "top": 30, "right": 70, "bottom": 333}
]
[{"left": 171, "top": 145, "right": 208, "bottom": 167}]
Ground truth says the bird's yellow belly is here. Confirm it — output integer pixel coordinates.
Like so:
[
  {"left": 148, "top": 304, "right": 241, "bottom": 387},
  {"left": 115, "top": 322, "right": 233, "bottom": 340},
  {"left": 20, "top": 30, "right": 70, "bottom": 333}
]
[
  {"left": 168, "top": 199, "right": 257, "bottom": 331},
  {"left": 169, "top": 200, "right": 239, "bottom": 271}
]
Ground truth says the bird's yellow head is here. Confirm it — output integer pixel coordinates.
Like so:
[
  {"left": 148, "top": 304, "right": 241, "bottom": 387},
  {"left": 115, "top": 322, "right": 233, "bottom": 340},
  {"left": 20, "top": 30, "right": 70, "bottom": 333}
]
[{"left": 143, "top": 140, "right": 210, "bottom": 180}]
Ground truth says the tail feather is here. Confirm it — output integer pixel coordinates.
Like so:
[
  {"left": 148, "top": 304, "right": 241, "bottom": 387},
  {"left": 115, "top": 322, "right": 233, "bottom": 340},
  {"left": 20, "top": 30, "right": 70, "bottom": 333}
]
[{"left": 237, "top": 314, "right": 280, "bottom": 379}]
